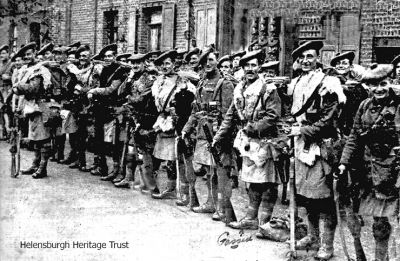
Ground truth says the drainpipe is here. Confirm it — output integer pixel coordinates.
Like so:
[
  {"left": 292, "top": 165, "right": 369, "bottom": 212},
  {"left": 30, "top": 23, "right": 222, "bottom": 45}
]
[{"left": 94, "top": 0, "right": 99, "bottom": 53}]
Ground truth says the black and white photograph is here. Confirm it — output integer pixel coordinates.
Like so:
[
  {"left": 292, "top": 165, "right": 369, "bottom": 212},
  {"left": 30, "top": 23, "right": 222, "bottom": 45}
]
[{"left": 0, "top": 0, "right": 399, "bottom": 260}]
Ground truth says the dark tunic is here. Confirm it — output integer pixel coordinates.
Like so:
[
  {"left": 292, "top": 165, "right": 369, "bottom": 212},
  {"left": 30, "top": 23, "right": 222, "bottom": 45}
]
[
  {"left": 340, "top": 91, "right": 400, "bottom": 217},
  {"left": 182, "top": 70, "right": 234, "bottom": 167}
]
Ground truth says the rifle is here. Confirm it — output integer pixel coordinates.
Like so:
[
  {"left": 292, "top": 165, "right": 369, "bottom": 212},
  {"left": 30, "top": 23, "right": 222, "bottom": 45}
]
[
  {"left": 333, "top": 170, "right": 352, "bottom": 261},
  {"left": 202, "top": 123, "right": 222, "bottom": 167},
  {"left": 9, "top": 113, "right": 21, "bottom": 178}
]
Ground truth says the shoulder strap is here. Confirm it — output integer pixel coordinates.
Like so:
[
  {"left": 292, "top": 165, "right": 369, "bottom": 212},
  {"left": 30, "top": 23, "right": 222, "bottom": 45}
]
[
  {"left": 250, "top": 81, "right": 267, "bottom": 121},
  {"left": 161, "top": 81, "right": 178, "bottom": 112},
  {"left": 211, "top": 78, "right": 226, "bottom": 101},
  {"left": 292, "top": 75, "right": 326, "bottom": 118}
]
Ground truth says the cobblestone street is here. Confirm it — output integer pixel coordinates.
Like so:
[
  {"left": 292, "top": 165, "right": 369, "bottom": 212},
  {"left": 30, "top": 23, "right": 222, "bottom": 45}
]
[{"left": 1, "top": 141, "right": 399, "bottom": 261}]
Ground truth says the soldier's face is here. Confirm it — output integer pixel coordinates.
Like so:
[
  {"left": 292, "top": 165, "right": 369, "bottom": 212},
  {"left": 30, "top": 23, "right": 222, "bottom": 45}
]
[
  {"left": 79, "top": 51, "right": 91, "bottom": 66},
  {"left": 44, "top": 51, "right": 54, "bottom": 61},
  {"left": 219, "top": 61, "right": 232, "bottom": 76},
  {"left": 54, "top": 52, "right": 64, "bottom": 63},
  {"left": 161, "top": 57, "right": 175, "bottom": 75},
  {"left": 264, "top": 69, "right": 277, "bottom": 78},
  {"left": 335, "top": 58, "right": 351, "bottom": 75},
  {"left": 67, "top": 54, "right": 76, "bottom": 64},
  {"left": 132, "top": 61, "right": 144, "bottom": 73},
  {"left": 244, "top": 58, "right": 260, "bottom": 81},
  {"left": 104, "top": 50, "right": 116, "bottom": 65},
  {"left": 232, "top": 56, "right": 240, "bottom": 68},
  {"left": 0, "top": 49, "right": 9, "bottom": 61},
  {"left": 14, "top": 57, "right": 23, "bottom": 69},
  {"left": 36, "top": 54, "right": 44, "bottom": 62},
  {"left": 24, "top": 49, "right": 36, "bottom": 64},
  {"left": 189, "top": 54, "right": 199, "bottom": 68},
  {"left": 369, "top": 79, "right": 390, "bottom": 101},
  {"left": 119, "top": 57, "right": 127, "bottom": 63},
  {"left": 396, "top": 63, "right": 400, "bottom": 78},
  {"left": 299, "top": 49, "right": 318, "bottom": 72},
  {"left": 205, "top": 53, "right": 218, "bottom": 73}
]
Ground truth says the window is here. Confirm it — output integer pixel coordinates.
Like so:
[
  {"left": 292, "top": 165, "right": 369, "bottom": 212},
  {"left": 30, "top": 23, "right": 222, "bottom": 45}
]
[
  {"left": 30, "top": 22, "right": 41, "bottom": 48},
  {"left": 195, "top": 7, "right": 216, "bottom": 50},
  {"left": 103, "top": 10, "right": 118, "bottom": 45},
  {"left": 149, "top": 11, "right": 162, "bottom": 51}
]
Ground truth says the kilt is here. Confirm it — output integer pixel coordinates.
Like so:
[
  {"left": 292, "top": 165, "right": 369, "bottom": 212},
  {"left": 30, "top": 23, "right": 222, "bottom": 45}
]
[
  {"left": 193, "top": 139, "right": 213, "bottom": 166},
  {"left": 153, "top": 133, "right": 176, "bottom": 161},
  {"left": 295, "top": 158, "right": 333, "bottom": 199},
  {"left": 359, "top": 194, "right": 399, "bottom": 217},
  {"left": 61, "top": 109, "right": 78, "bottom": 134}
]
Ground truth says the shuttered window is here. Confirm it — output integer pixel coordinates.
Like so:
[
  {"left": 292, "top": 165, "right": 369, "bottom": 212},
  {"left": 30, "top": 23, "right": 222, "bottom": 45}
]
[
  {"left": 127, "top": 9, "right": 137, "bottom": 52},
  {"left": 195, "top": 7, "right": 216, "bottom": 50},
  {"left": 161, "top": 3, "right": 175, "bottom": 50}
]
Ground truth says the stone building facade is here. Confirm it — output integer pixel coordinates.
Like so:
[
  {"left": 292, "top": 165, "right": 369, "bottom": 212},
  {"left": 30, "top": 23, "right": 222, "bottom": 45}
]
[{"left": 1, "top": 0, "right": 400, "bottom": 76}]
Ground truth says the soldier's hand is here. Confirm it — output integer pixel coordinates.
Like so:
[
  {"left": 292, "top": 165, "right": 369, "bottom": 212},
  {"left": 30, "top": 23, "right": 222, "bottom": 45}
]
[
  {"left": 211, "top": 139, "right": 219, "bottom": 148},
  {"left": 334, "top": 164, "right": 346, "bottom": 180},
  {"left": 181, "top": 131, "right": 187, "bottom": 140},
  {"left": 87, "top": 93, "right": 93, "bottom": 100}
]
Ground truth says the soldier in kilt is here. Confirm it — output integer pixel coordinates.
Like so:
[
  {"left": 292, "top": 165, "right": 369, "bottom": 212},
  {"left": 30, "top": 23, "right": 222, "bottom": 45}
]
[
  {"left": 213, "top": 49, "right": 283, "bottom": 231},
  {"left": 87, "top": 44, "right": 125, "bottom": 178},
  {"left": 288, "top": 41, "right": 346, "bottom": 260},
  {"left": 181, "top": 47, "right": 236, "bottom": 222},
  {"left": 150, "top": 50, "right": 196, "bottom": 200},
  {"left": 339, "top": 64, "right": 400, "bottom": 261},
  {"left": 329, "top": 51, "right": 369, "bottom": 261},
  {"left": 12, "top": 42, "right": 53, "bottom": 179},
  {"left": 113, "top": 53, "right": 159, "bottom": 190},
  {"left": 65, "top": 45, "right": 103, "bottom": 172}
]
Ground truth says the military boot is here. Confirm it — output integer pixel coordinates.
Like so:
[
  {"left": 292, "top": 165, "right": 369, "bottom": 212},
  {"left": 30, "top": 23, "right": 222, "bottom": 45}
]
[
  {"left": 91, "top": 157, "right": 108, "bottom": 176},
  {"left": 176, "top": 184, "right": 190, "bottom": 206},
  {"left": 59, "top": 151, "right": 76, "bottom": 165},
  {"left": 188, "top": 183, "right": 200, "bottom": 209},
  {"left": 373, "top": 217, "right": 391, "bottom": 261},
  {"left": 316, "top": 213, "right": 336, "bottom": 259},
  {"left": 112, "top": 168, "right": 126, "bottom": 183},
  {"left": 101, "top": 162, "right": 120, "bottom": 181},
  {"left": 115, "top": 156, "right": 136, "bottom": 188},
  {"left": 192, "top": 175, "right": 217, "bottom": 213},
  {"left": 296, "top": 211, "right": 320, "bottom": 251},
  {"left": 88, "top": 155, "right": 99, "bottom": 171},
  {"left": 228, "top": 205, "right": 259, "bottom": 230},
  {"left": 32, "top": 145, "right": 50, "bottom": 179},
  {"left": 21, "top": 149, "right": 41, "bottom": 175},
  {"left": 224, "top": 199, "right": 237, "bottom": 224},
  {"left": 152, "top": 180, "right": 176, "bottom": 199}
]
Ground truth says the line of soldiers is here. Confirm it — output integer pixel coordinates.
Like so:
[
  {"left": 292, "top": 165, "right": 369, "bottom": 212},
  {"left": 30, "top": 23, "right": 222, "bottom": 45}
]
[{"left": 1, "top": 39, "right": 399, "bottom": 261}]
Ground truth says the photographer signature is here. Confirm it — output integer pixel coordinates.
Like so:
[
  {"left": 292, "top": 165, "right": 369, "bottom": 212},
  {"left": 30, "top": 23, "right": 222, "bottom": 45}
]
[{"left": 217, "top": 229, "right": 253, "bottom": 249}]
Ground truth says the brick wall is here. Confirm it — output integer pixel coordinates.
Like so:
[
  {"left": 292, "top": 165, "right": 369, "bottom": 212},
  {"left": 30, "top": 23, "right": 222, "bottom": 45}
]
[
  {"left": 4, "top": 0, "right": 400, "bottom": 68},
  {"left": 238, "top": 0, "right": 400, "bottom": 68}
]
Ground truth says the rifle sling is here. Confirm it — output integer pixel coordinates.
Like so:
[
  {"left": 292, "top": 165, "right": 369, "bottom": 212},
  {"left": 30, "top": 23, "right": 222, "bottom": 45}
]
[
  {"left": 161, "top": 81, "right": 178, "bottom": 112},
  {"left": 292, "top": 75, "right": 326, "bottom": 118}
]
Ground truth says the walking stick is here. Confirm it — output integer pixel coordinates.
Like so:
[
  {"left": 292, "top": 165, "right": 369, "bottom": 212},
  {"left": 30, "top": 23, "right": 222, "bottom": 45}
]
[{"left": 288, "top": 134, "right": 297, "bottom": 260}]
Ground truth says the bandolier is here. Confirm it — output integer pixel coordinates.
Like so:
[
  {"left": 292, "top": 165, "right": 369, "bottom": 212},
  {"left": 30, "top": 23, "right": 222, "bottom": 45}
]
[{"left": 182, "top": 47, "right": 235, "bottom": 222}]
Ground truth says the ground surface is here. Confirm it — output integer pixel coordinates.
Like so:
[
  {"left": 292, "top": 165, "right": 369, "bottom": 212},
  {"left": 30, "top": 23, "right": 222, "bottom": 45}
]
[{"left": 0, "top": 141, "right": 399, "bottom": 261}]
